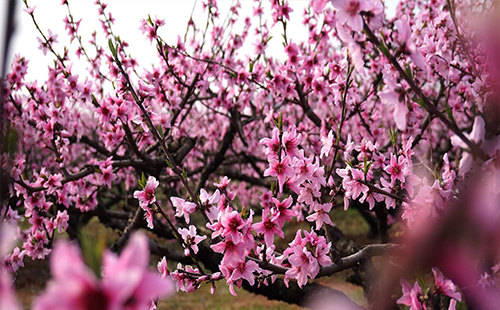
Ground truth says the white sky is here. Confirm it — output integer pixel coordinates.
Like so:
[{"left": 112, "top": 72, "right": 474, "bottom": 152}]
[{"left": 0, "top": 0, "right": 397, "bottom": 81}]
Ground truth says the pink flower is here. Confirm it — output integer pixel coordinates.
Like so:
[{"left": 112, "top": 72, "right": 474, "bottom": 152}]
[
  {"left": 157, "top": 257, "right": 169, "bottom": 278},
  {"left": 133, "top": 176, "right": 159, "bottom": 209},
  {"left": 320, "top": 130, "right": 335, "bottom": 158},
  {"left": 214, "top": 176, "right": 231, "bottom": 191},
  {"left": 23, "top": 230, "right": 50, "bottom": 260},
  {"left": 200, "top": 188, "right": 220, "bottom": 206},
  {"left": 312, "top": 238, "right": 332, "bottom": 267},
  {"left": 363, "top": 0, "right": 384, "bottom": 30},
  {"left": 359, "top": 189, "right": 381, "bottom": 210},
  {"left": 253, "top": 209, "right": 284, "bottom": 246},
  {"left": 103, "top": 233, "right": 174, "bottom": 309},
  {"left": 384, "top": 154, "right": 407, "bottom": 186},
  {"left": 36, "top": 246, "right": 110, "bottom": 310},
  {"left": 219, "top": 210, "right": 248, "bottom": 245},
  {"left": 227, "top": 260, "right": 259, "bottom": 286},
  {"left": 306, "top": 202, "right": 333, "bottom": 229},
  {"left": 170, "top": 264, "right": 200, "bottom": 293},
  {"left": 24, "top": 6, "right": 36, "bottom": 14},
  {"left": 4, "top": 247, "right": 25, "bottom": 273},
  {"left": 199, "top": 188, "right": 220, "bottom": 223},
  {"left": 380, "top": 178, "right": 396, "bottom": 209},
  {"left": 395, "top": 15, "right": 426, "bottom": 70},
  {"left": 260, "top": 128, "right": 280, "bottom": 160},
  {"left": 140, "top": 19, "right": 159, "bottom": 43},
  {"left": 397, "top": 278, "right": 424, "bottom": 310},
  {"left": 37, "top": 29, "right": 58, "bottom": 56},
  {"left": 264, "top": 156, "right": 295, "bottom": 193},
  {"left": 211, "top": 239, "right": 246, "bottom": 266},
  {"left": 270, "top": 0, "right": 294, "bottom": 24},
  {"left": 336, "top": 22, "right": 367, "bottom": 77},
  {"left": 54, "top": 210, "right": 69, "bottom": 233},
  {"left": 0, "top": 224, "right": 22, "bottom": 310},
  {"left": 337, "top": 166, "right": 369, "bottom": 210},
  {"left": 450, "top": 116, "right": 485, "bottom": 176},
  {"left": 178, "top": 225, "right": 207, "bottom": 256},
  {"left": 144, "top": 208, "right": 155, "bottom": 229},
  {"left": 297, "top": 182, "right": 322, "bottom": 206},
  {"left": 0, "top": 273, "right": 21, "bottom": 310},
  {"left": 379, "top": 81, "right": 408, "bottom": 131},
  {"left": 432, "top": 268, "right": 462, "bottom": 304},
  {"left": 478, "top": 272, "right": 495, "bottom": 288},
  {"left": 270, "top": 196, "right": 296, "bottom": 226},
  {"left": 282, "top": 127, "right": 302, "bottom": 158},
  {"left": 331, "top": 0, "right": 370, "bottom": 31},
  {"left": 294, "top": 150, "right": 315, "bottom": 184},
  {"left": 100, "top": 165, "right": 117, "bottom": 188},
  {"left": 171, "top": 197, "right": 197, "bottom": 224},
  {"left": 283, "top": 230, "right": 307, "bottom": 257},
  {"left": 285, "top": 246, "right": 319, "bottom": 288},
  {"left": 44, "top": 173, "right": 62, "bottom": 194},
  {"left": 33, "top": 232, "right": 174, "bottom": 310},
  {"left": 311, "top": 0, "right": 329, "bottom": 13}
]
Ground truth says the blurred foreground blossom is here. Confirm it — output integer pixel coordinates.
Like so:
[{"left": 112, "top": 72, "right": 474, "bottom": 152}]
[
  {"left": 0, "top": 223, "right": 22, "bottom": 310},
  {"left": 33, "top": 232, "right": 174, "bottom": 310}
]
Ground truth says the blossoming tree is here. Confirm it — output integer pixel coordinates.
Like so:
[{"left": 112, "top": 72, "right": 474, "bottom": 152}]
[{"left": 1, "top": 0, "right": 499, "bottom": 309}]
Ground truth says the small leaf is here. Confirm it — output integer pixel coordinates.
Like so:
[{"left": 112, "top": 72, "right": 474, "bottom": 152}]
[
  {"left": 165, "top": 158, "right": 174, "bottom": 170},
  {"left": 404, "top": 64, "right": 413, "bottom": 80},
  {"left": 417, "top": 273, "right": 427, "bottom": 292},
  {"left": 240, "top": 205, "right": 250, "bottom": 220},
  {"left": 228, "top": 71, "right": 237, "bottom": 79},
  {"left": 364, "top": 161, "right": 373, "bottom": 175},
  {"left": 413, "top": 95, "right": 426, "bottom": 108},
  {"left": 91, "top": 94, "right": 99, "bottom": 107},
  {"left": 138, "top": 172, "right": 146, "bottom": 188},
  {"left": 108, "top": 38, "right": 116, "bottom": 57},
  {"left": 389, "top": 127, "right": 399, "bottom": 146},
  {"left": 158, "top": 125, "right": 164, "bottom": 139}
]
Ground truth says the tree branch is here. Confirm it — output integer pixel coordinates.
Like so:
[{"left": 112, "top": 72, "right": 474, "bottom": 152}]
[
  {"left": 195, "top": 118, "right": 236, "bottom": 193},
  {"left": 293, "top": 80, "right": 322, "bottom": 128}
]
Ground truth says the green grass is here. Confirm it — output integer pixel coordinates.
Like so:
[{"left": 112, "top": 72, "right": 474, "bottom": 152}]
[
  {"left": 331, "top": 206, "right": 371, "bottom": 243},
  {"left": 159, "top": 283, "right": 301, "bottom": 310}
]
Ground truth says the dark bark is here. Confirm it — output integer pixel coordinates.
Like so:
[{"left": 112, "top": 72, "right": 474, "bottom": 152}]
[
  {"left": 374, "top": 204, "right": 389, "bottom": 244},
  {"left": 327, "top": 226, "right": 379, "bottom": 306},
  {"left": 110, "top": 206, "right": 144, "bottom": 252},
  {"left": 195, "top": 120, "right": 236, "bottom": 193}
]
